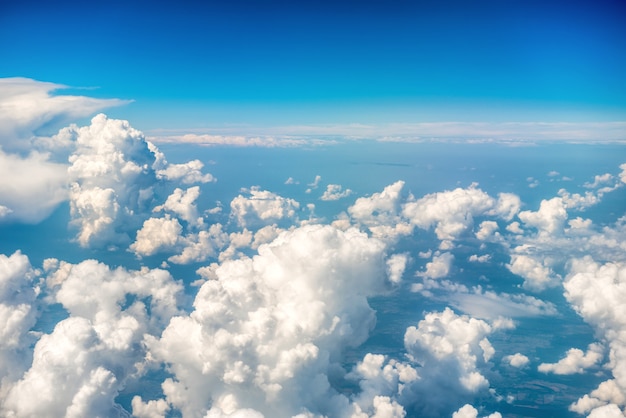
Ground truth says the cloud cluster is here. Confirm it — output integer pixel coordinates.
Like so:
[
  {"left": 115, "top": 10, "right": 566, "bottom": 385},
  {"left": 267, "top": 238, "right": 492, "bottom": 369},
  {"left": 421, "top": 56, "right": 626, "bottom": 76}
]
[
  {"left": 1, "top": 258, "right": 183, "bottom": 418},
  {"left": 230, "top": 187, "right": 301, "bottom": 228},
  {"left": 564, "top": 258, "right": 626, "bottom": 415},
  {"left": 144, "top": 224, "right": 396, "bottom": 417},
  {"left": 402, "top": 184, "right": 519, "bottom": 244}
]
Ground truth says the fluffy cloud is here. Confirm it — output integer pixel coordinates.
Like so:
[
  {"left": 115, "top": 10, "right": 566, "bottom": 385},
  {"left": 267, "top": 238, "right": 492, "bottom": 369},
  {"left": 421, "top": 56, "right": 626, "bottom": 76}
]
[
  {"left": 348, "top": 353, "right": 417, "bottom": 418},
  {"left": 1, "top": 260, "right": 183, "bottom": 418},
  {"left": 504, "top": 353, "right": 530, "bottom": 368},
  {"left": 145, "top": 224, "right": 393, "bottom": 417},
  {"left": 518, "top": 197, "right": 567, "bottom": 235},
  {"left": 402, "top": 184, "right": 519, "bottom": 242},
  {"left": 538, "top": 343, "right": 604, "bottom": 375},
  {"left": 153, "top": 186, "right": 203, "bottom": 227},
  {"left": 0, "top": 252, "right": 39, "bottom": 386},
  {"left": 67, "top": 114, "right": 160, "bottom": 247},
  {"left": 563, "top": 258, "right": 626, "bottom": 413},
  {"left": 320, "top": 184, "right": 353, "bottom": 201},
  {"left": 0, "top": 149, "right": 68, "bottom": 223},
  {"left": 155, "top": 159, "right": 215, "bottom": 185},
  {"left": 403, "top": 308, "right": 498, "bottom": 416},
  {"left": 130, "top": 216, "right": 184, "bottom": 257},
  {"left": 507, "top": 254, "right": 560, "bottom": 292},
  {"left": 230, "top": 187, "right": 300, "bottom": 228},
  {"left": 386, "top": 253, "right": 409, "bottom": 284},
  {"left": 348, "top": 181, "right": 412, "bottom": 241},
  {"left": 416, "top": 252, "right": 454, "bottom": 279},
  {"left": 452, "top": 404, "right": 501, "bottom": 418}
]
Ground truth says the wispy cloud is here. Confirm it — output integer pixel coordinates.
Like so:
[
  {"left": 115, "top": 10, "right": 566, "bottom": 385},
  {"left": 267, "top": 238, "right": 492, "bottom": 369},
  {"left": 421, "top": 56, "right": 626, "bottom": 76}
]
[{"left": 147, "top": 121, "right": 626, "bottom": 146}]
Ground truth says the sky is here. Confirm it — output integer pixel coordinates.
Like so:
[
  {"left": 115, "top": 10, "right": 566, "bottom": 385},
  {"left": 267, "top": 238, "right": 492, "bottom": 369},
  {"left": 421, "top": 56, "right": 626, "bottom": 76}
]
[
  {"left": 1, "top": 0, "right": 626, "bottom": 131},
  {"left": 2, "top": 1, "right": 626, "bottom": 418}
]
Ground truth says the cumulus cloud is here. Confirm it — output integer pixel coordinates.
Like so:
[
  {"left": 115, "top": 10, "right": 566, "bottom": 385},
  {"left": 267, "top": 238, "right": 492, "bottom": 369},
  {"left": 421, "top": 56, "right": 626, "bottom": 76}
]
[
  {"left": 230, "top": 187, "right": 300, "bottom": 228},
  {"left": 564, "top": 257, "right": 626, "bottom": 413},
  {"left": 348, "top": 353, "right": 417, "bottom": 417},
  {"left": 386, "top": 253, "right": 409, "bottom": 284},
  {"left": 130, "top": 216, "right": 184, "bottom": 257},
  {"left": 153, "top": 186, "right": 203, "bottom": 227},
  {"left": 518, "top": 197, "right": 567, "bottom": 235},
  {"left": 145, "top": 224, "right": 393, "bottom": 417},
  {"left": 320, "top": 184, "right": 353, "bottom": 201},
  {"left": 416, "top": 252, "right": 454, "bottom": 279},
  {"left": 155, "top": 159, "right": 215, "bottom": 184},
  {"left": 585, "top": 173, "right": 614, "bottom": 189},
  {"left": 538, "top": 343, "right": 604, "bottom": 375},
  {"left": 0, "top": 252, "right": 39, "bottom": 386},
  {"left": 452, "top": 404, "right": 502, "bottom": 418},
  {"left": 67, "top": 114, "right": 160, "bottom": 247},
  {"left": 475, "top": 221, "right": 500, "bottom": 241},
  {"left": 403, "top": 308, "right": 498, "bottom": 416},
  {"left": 504, "top": 353, "right": 530, "bottom": 368},
  {"left": 507, "top": 254, "right": 560, "bottom": 292},
  {"left": 1, "top": 259, "right": 183, "bottom": 418},
  {"left": 469, "top": 254, "right": 491, "bottom": 263},
  {"left": 348, "top": 181, "right": 412, "bottom": 241},
  {"left": 66, "top": 114, "right": 216, "bottom": 248},
  {"left": 402, "top": 184, "right": 519, "bottom": 242}
]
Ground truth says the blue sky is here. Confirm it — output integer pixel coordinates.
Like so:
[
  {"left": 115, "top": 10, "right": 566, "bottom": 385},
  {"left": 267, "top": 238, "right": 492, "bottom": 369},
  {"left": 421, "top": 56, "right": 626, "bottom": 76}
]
[{"left": 2, "top": 0, "right": 625, "bottom": 130}]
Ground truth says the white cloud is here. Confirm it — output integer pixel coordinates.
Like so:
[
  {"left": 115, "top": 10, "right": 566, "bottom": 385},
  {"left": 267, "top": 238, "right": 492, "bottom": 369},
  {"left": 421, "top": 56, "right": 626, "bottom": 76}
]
[
  {"left": 469, "top": 254, "right": 491, "bottom": 263},
  {"left": 587, "top": 404, "right": 625, "bottom": 418},
  {"left": 229, "top": 187, "right": 300, "bottom": 228},
  {"left": 449, "top": 287, "right": 558, "bottom": 319},
  {"left": 348, "top": 181, "right": 412, "bottom": 241},
  {"left": 0, "top": 77, "right": 128, "bottom": 151},
  {"left": 320, "top": 184, "right": 353, "bottom": 201},
  {"left": 146, "top": 224, "right": 392, "bottom": 417},
  {"left": 404, "top": 308, "right": 494, "bottom": 394},
  {"left": 0, "top": 149, "right": 68, "bottom": 223},
  {"left": 132, "top": 396, "right": 170, "bottom": 418},
  {"left": 507, "top": 254, "right": 560, "bottom": 292},
  {"left": 416, "top": 252, "right": 454, "bottom": 279},
  {"left": 148, "top": 122, "right": 626, "bottom": 145},
  {"left": 386, "top": 253, "right": 409, "bottom": 284},
  {"left": 0, "top": 251, "right": 39, "bottom": 385},
  {"left": 348, "top": 353, "right": 416, "bottom": 418},
  {"left": 153, "top": 186, "right": 203, "bottom": 227},
  {"left": 538, "top": 343, "right": 604, "bottom": 375},
  {"left": 147, "top": 133, "right": 321, "bottom": 148},
  {"left": 585, "top": 173, "right": 614, "bottom": 189},
  {"left": 168, "top": 224, "right": 229, "bottom": 265},
  {"left": 518, "top": 197, "right": 567, "bottom": 235},
  {"left": 402, "top": 184, "right": 517, "bottom": 242},
  {"left": 504, "top": 353, "right": 530, "bottom": 368},
  {"left": 564, "top": 257, "right": 626, "bottom": 412},
  {"left": 452, "top": 404, "right": 502, "bottom": 418},
  {"left": 155, "top": 159, "right": 215, "bottom": 184},
  {"left": 475, "top": 221, "right": 500, "bottom": 241},
  {"left": 67, "top": 114, "right": 160, "bottom": 247},
  {"left": 130, "top": 216, "right": 184, "bottom": 257},
  {"left": 2, "top": 260, "right": 183, "bottom": 418}
]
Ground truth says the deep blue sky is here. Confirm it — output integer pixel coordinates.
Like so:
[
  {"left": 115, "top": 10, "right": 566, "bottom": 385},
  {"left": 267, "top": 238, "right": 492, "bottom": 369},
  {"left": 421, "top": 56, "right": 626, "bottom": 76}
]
[{"left": 1, "top": 0, "right": 625, "bottom": 129}]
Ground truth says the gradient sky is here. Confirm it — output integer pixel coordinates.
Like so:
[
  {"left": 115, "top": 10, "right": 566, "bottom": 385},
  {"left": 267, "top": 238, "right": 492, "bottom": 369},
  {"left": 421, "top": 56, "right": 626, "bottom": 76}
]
[{"left": 1, "top": 0, "right": 625, "bottom": 130}]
